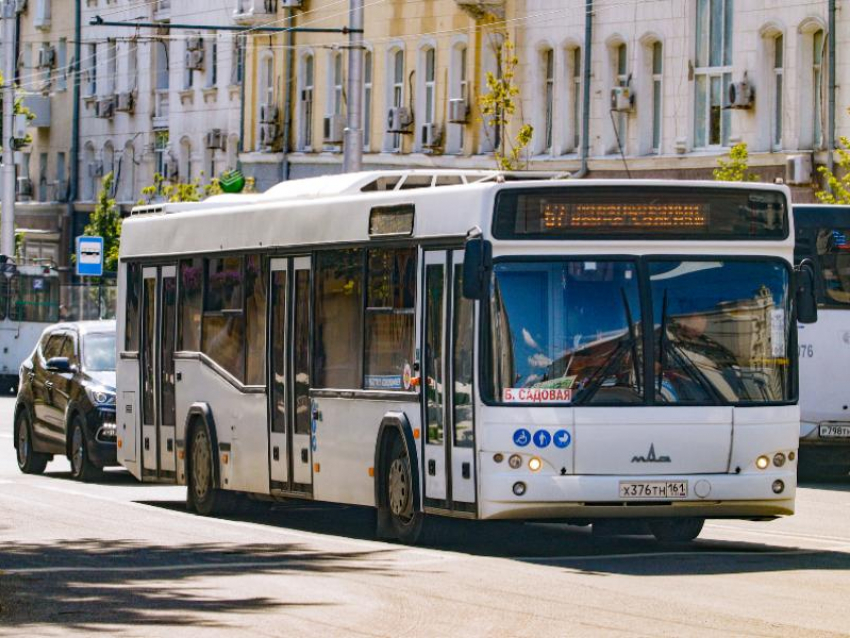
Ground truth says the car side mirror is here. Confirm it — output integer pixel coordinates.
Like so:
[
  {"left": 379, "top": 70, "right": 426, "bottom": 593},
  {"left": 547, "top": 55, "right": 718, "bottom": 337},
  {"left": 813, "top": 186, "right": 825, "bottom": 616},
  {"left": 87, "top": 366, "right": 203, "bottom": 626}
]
[
  {"left": 45, "top": 357, "right": 74, "bottom": 373},
  {"left": 795, "top": 260, "right": 818, "bottom": 325},
  {"left": 462, "top": 237, "right": 493, "bottom": 300}
]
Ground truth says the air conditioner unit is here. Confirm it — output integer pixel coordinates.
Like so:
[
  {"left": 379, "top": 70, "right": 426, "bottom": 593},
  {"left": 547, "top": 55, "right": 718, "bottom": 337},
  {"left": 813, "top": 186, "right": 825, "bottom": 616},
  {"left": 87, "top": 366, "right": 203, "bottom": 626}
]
[
  {"left": 387, "top": 106, "right": 413, "bottom": 133},
  {"left": 96, "top": 97, "right": 116, "bottom": 119},
  {"left": 448, "top": 98, "right": 469, "bottom": 124},
  {"left": 610, "top": 86, "right": 634, "bottom": 112},
  {"left": 14, "top": 0, "right": 26, "bottom": 13},
  {"left": 421, "top": 123, "right": 443, "bottom": 149},
  {"left": 15, "top": 177, "right": 33, "bottom": 199},
  {"left": 786, "top": 154, "right": 813, "bottom": 186},
  {"left": 37, "top": 46, "right": 56, "bottom": 69},
  {"left": 260, "top": 103, "right": 280, "bottom": 123},
  {"left": 88, "top": 160, "right": 104, "bottom": 178},
  {"left": 323, "top": 115, "right": 345, "bottom": 144},
  {"left": 163, "top": 158, "right": 179, "bottom": 182},
  {"left": 260, "top": 122, "right": 279, "bottom": 148},
  {"left": 115, "top": 91, "right": 135, "bottom": 113},
  {"left": 727, "top": 78, "right": 754, "bottom": 109},
  {"left": 205, "top": 129, "right": 226, "bottom": 151},
  {"left": 186, "top": 49, "right": 205, "bottom": 71},
  {"left": 186, "top": 35, "right": 204, "bottom": 51}
]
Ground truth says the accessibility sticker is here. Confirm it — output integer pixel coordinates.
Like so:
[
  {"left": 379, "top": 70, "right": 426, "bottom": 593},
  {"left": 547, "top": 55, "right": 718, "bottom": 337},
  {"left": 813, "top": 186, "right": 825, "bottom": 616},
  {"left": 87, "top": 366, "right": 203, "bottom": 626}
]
[
  {"left": 533, "top": 430, "right": 552, "bottom": 449},
  {"left": 513, "top": 429, "right": 531, "bottom": 447},
  {"left": 553, "top": 429, "right": 572, "bottom": 449}
]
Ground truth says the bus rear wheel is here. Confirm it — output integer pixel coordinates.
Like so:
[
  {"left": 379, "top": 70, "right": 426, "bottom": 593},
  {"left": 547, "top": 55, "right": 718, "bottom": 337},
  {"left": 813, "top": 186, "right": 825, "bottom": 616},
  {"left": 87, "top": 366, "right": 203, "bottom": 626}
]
[
  {"left": 187, "top": 424, "right": 236, "bottom": 516},
  {"left": 649, "top": 517, "right": 705, "bottom": 543},
  {"left": 381, "top": 436, "right": 424, "bottom": 545}
]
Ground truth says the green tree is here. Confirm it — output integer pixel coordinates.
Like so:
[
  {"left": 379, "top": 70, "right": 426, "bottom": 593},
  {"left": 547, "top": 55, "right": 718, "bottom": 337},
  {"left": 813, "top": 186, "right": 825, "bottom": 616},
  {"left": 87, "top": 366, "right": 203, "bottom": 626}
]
[
  {"left": 0, "top": 72, "right": 36, "bottom": 151},
  {"left": 713, "top": 142, "right": 758, "bottom": 182},
  {"left": 139, "top": 172, "right": 224, "bottom": 204},
  {"left": 84, "top": 172, "right": 122, "bottom": 273},
  {"left": 816, "top": 134, "right": 850, "bottom": 204},
  {"left": 477, "top": 37, "right": 534, "bottom": 171}
]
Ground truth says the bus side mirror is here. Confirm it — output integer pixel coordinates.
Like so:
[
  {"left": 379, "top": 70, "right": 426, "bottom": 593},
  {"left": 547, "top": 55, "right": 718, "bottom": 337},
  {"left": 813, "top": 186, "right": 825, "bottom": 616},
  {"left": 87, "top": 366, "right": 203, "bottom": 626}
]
[
  {"left": 795, "top": 260, "right": 818, "bottom": 325},
  {"left": 462, "top": 237, "right": 492, "bottom": 300}
]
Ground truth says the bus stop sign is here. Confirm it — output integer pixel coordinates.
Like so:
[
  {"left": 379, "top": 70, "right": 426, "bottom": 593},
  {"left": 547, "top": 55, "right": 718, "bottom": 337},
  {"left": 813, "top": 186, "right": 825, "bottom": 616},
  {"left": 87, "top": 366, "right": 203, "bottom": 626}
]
[{"left": 76, "top": 236, "right": 104, "bottom": 277}]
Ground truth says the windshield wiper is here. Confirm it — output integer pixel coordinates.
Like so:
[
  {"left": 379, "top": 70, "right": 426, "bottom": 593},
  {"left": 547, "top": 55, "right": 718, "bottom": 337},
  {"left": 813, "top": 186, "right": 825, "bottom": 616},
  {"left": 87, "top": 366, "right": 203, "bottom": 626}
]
[{"left": 573, "top": 335, "right": 635, "bottom": 405}]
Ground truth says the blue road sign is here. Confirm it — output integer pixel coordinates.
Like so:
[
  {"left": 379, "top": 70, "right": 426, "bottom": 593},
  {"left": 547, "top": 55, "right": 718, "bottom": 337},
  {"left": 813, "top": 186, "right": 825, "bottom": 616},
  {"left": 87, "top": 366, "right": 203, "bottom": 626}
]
[{"left": 76, "top": 236, "right": 104, "bottom": 277}]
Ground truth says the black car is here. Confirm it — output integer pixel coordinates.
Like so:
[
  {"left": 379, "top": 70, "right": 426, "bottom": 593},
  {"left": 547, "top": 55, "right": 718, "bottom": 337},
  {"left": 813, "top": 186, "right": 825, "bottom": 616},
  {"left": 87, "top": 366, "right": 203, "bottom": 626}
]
[{"left": 14, "top": 320, "right": 117, "bottom": 481}]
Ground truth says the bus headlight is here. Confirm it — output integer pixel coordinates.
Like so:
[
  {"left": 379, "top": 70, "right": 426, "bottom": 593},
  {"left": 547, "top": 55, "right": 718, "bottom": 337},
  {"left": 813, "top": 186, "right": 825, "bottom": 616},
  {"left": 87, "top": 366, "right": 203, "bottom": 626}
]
[
  {"left": 773, "top": 452, "right": 786, "bottom": 467},
  {"left": 508, "top": 454, "right": 522, "bottom": 469},
  {"left": 528, "top": 457, "right": 542, "bottom": 472},
  {"left": 756, "top": 455, "right": 770, "bottom": 470}
]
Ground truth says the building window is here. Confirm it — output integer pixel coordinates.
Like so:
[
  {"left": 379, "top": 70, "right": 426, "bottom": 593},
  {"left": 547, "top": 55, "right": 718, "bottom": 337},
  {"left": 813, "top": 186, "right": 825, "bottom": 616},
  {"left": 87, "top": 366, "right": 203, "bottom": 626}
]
[
  {"left": 207, "top": 35, "right": 218, "bottom": 88},
  {"left": 694, "top": 0, "right": 733, "bottom": 148},
  {"left": 57, "top": 38, "right": 67, "bottom": 91},
  {"left": 257, "top": 53, "right": 274, "bottom": 150},
  {"left": 813, "top": 29, "right": 824, "bottom": 149},
  {"left": 86, "top": 43, "right": 97, "bottom": 96},
  {"left": 447, "top": 43, "right": 468, "bottom": 155},
  {"left": 419, "top": 46, "right": 436, "bottom": 149},
  {"left": 105, "top": 39, "right": 117, "bottom": 95},
  {"left": 331, "top": 51, "right": 344, "bottom": 116},
  {"left": 56, "top": 152, "right": 66, "bottom": 201},
  {"left": 772, "top": 34, "right": 783, "bottom": 150},
  {"left": 38, "top": 153, "right": 48, "bottom": 202},
  {"left": 127, "top": 40, "right": 138, "bottom": 91},
  {"left": 389, "top": 49, "right": 405, "bottom": 152},
  {"left": 184, "top": 40, "right": 194, "bottom": 90},
  {"left": 363, "top": 50, "right": 372, "bottom": 151},
  {"left": 610, "top": 43, "right": 628, "bottom": 153},
  {"left": 543, "top": 48, "right": 554, "bottom": 154},
  {"left": 652, "top": 41, "right": 663, "bottom": 153},
  {"left": 154, "top": 131, "right": 168, "bottom": 179},
  {"left": 570, "top": 47, "right": 581, "bottom": 151},
  {"left": 231, "top": 35, "right": 245, "bottom": 86},
  {"left": 299, "top": 53, "right": 314, "bottom": 150}
]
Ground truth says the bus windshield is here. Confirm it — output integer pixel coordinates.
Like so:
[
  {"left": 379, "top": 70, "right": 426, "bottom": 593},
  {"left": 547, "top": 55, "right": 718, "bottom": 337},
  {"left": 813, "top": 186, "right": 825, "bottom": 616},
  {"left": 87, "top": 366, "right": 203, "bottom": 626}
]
[
  {"left": 487, "top": 259, "right": 791, "bottom": 406},
  {"left": 814, "top": 228, "right": 850, "bottom": 306}
]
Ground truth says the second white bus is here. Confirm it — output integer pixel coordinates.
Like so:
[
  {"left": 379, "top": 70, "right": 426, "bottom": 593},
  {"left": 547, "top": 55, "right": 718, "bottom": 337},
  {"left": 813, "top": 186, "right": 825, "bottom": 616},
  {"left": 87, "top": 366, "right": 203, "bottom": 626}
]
[{"left": 116, "top": 171, "right": 815, "bottom": 543}]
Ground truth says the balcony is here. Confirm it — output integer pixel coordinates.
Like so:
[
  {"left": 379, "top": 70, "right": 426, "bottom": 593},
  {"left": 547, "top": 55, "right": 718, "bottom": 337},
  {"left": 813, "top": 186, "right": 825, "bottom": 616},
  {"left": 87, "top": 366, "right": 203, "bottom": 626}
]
[
  {"left": 22, "top": 95, "right": 51, "bottom": 128},
  {"left": 453, "top": 0, "right": 505, "bottom": 19},
  {"left": 233, "top": 0, "right": 277, "bottom": 26}
]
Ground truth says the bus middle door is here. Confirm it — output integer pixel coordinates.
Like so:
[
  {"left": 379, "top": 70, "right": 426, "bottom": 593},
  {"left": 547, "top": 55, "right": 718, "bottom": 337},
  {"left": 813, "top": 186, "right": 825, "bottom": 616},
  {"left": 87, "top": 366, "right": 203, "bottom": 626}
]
[{"left": 422, "top": 250, "right": 477, "bottom": 515}]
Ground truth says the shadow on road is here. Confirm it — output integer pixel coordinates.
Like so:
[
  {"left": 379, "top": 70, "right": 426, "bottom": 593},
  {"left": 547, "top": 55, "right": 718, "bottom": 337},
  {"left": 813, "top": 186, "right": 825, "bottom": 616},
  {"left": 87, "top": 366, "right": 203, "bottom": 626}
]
[
  {"left": 44, "top": 468, "right": 152, "bottom": 487},
  {"left": 0, "top": 537, "right": 393, "bottom": 630},
  {"left": 799, "top": 476, "right": 850, "bottom": 492}
]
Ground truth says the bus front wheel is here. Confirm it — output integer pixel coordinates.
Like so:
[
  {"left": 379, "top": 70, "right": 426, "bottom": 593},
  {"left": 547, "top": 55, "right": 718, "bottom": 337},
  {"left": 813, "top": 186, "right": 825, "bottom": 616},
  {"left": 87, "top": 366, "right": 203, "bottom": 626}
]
[
  {"left": 379, "top": 435, "right": 424, "bottom": 545},
  {"left": 649, "top": 517, "right": 705, "bottom": 543}
]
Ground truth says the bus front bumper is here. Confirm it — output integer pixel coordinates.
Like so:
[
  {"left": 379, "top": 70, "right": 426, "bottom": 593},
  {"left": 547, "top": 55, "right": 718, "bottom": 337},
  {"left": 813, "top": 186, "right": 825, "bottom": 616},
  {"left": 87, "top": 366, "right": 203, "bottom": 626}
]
[{"left": 478, "top": 470, "right": 796, "bottom": 521}]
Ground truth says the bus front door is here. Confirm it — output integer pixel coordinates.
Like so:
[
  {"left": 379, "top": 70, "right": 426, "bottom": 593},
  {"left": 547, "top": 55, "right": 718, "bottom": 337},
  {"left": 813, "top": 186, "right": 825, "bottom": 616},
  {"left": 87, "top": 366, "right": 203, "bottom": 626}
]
[
  {"left": 268, "top": 257, "right": 314, "bottom": 495},
  {"left": 422, "top": 250, "right": 477, "bottom": 515},
  {"left": 140, "top": 265, "right": 178, "bottom": 480}
]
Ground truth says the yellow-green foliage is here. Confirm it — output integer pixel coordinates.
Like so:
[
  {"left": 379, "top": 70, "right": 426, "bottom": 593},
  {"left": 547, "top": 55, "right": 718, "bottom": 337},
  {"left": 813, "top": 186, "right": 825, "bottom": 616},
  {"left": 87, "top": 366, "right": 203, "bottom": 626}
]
[
  {"left": 816, "top": 135, "right": 850, "bottom": 204},
  {"left": 85, "top": 173, "right": 122, "bottom": 273},
  {"left": 139, "top": 173, "right": 224, "bottom": 205},
  {"left": 477, "top": 37, "right": 534, "bottom": 171},
  {"left": 713, "top": 142, "right": 757, "bottom": 182}
]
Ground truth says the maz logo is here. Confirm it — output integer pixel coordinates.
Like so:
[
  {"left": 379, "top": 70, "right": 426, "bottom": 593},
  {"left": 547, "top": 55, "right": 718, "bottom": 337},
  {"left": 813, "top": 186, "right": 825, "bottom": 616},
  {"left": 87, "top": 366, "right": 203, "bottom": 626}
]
[{"left": 631, "top": 443, "right": 671, "bottom": 463}]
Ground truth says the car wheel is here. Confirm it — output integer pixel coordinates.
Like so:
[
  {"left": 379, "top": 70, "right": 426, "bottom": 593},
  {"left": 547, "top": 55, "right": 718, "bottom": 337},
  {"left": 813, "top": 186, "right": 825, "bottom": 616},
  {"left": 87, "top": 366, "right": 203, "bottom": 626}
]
[
  {"left": 69, "top": 415, "right": 101, "bottom": 482},
  {"left": 187, "top": 424, "right": 236, "bottom": 516},
  {"left": 649, "top": 517, "right": 705, "bottom": 543},
  {"left": 381, "top": 435, "right": 424, "bottom": 545},
  {"left": 15, "top": 409, "right": 48, "bottom": 475}
]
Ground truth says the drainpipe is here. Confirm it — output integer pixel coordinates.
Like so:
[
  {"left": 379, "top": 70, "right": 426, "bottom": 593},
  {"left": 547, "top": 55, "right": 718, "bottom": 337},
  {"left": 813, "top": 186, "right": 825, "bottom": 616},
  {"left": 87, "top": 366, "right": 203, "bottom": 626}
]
[
  {"left": 66, "top": 0, "right": 82, "bottom": 277},
  {"left": 827, "top": 0, "right": 836, "bottom": 182},
  {"left": 281, "top": 8, "right": 294, "bottom": 182},
  {"left": 573, "top": 0, "right": 593, "bottom": 179}
]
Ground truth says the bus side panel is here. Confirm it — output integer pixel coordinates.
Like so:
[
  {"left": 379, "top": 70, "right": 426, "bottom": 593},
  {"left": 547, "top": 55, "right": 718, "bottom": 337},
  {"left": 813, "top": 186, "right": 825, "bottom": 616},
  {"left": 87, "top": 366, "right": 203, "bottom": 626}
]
[
  {"left": 117, "top": 358, "right": 141, "bottom": 479},
  {"left": 0, "top": 322, "right": 43, "bottom": 383},
  {"left": 731, "top": 405, "right": 800, "bottom": 473},
  {"left": 312, "top": 396, "right": 420, "bottom": 507},
  {"left": 175, "top": 358, "right": 269, "bottom": 494}
]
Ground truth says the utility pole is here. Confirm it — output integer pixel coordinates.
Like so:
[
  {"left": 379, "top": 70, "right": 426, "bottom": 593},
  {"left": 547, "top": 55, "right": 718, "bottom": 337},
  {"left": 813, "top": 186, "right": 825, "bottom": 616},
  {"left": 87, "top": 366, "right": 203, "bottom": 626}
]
[
  {"left": 342, "top": 0, "right": 364, "bottom": 173},
  {"left": 1, "top": 0, "right": 16, "bottom": 259}
]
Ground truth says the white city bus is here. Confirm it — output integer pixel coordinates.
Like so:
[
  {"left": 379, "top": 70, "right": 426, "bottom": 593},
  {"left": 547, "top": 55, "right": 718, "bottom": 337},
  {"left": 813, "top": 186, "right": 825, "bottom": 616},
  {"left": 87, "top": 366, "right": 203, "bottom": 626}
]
[
  {"left": 116, "top": 171, "right": 815, "bottom": 543},
  {"left": 794, "top": 205, "right": 850, "bottom": 477}
]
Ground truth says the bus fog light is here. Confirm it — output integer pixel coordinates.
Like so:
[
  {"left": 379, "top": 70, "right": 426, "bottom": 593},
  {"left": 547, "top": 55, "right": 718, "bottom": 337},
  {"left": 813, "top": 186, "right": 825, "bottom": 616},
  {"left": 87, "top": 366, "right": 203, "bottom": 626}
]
[
  {"left": 756, "top": 455, "right": 770, "bottom": 470},
  {"left": 512, "top": 481, "right": 527, "bottom": 496},
  {"left": 773, "top": 452, "right": 786, "bottom": 467},
  {"left": 508, "top": 454, "right": 522, "bottom": 469},
  {"left": 788, "top": 451, "right": 796, "bottom": 461},
  {"left": 772, "top": 479, "right": 785, "bottom": 494},
  {"left": 528, "top": 457, "right": 542, "bottom": 472},
  {"left": 493, "top": 453, "right": 504, "bottom": 464}
]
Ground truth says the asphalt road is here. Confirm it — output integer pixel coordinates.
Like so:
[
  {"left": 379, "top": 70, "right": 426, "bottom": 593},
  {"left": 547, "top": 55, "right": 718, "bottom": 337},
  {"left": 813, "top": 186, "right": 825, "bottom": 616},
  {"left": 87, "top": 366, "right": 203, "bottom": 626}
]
[{"left": 0, "top": 395, "right": 849, "bottom": 637}]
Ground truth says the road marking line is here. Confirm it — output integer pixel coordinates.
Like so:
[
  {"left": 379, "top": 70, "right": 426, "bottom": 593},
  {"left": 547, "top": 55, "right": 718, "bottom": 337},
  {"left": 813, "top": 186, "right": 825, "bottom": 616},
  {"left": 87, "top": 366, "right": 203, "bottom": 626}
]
[{"left": 707, "top": 523, "right": 850, "bottom": 544}]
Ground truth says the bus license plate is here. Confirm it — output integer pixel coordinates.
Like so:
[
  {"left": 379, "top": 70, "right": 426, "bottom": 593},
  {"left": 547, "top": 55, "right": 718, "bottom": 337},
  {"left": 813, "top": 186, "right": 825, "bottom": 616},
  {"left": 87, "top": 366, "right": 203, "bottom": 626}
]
[
  {"left": 619, "top": 481, "right": 688, "bottom": 499},
  {"left": 820, "top": 424, "right": 850, "bottom": 439}
]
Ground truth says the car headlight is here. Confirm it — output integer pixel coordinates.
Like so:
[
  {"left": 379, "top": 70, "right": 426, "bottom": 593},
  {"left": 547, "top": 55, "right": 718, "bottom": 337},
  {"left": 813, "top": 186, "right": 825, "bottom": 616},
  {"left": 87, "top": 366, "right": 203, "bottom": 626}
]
[{"left": 86, "top": 387, "right": 115, "bottom": 405}]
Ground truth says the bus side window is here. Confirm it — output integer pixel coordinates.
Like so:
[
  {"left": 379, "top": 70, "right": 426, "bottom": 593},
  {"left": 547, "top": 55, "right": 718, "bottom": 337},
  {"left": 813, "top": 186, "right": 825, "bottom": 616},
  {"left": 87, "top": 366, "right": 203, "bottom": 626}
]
[
  {"left": 245, "top": 254, "right": 267, "bottom": 386},
  {"left": 125, "top": 262, "right": 141, "bottom": 352},
  {"left": 314, "top": 249, "right": 364, "bottom": 389},
  {"left": 201, "top": 256, "right": 246, "bottom": 381},
  {"left": 364, "top": 247, "right": 416, "bottom": 391},
  {"left": 178, "top": 258, "right": 203, "bottom": 352}
]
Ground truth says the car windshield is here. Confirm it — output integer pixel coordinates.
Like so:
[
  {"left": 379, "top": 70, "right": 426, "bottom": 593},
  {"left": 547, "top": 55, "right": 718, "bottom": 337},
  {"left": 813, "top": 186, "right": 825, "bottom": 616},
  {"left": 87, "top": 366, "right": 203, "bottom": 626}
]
[
  {"left": 83, "top": 332, "right": 116, "bottom": 372},
  {"left": 486, "top": 259, "right": 792, "bottom": 406}
]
